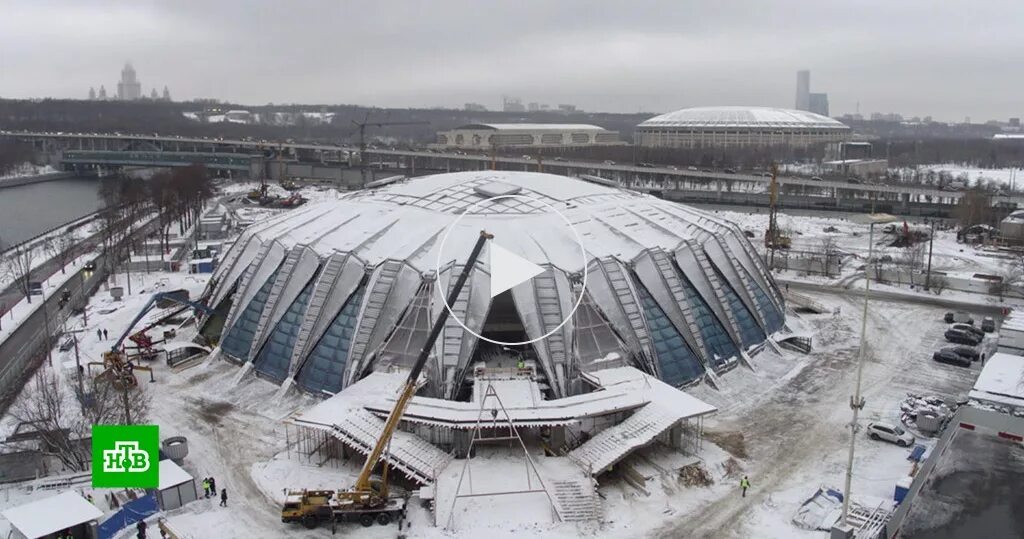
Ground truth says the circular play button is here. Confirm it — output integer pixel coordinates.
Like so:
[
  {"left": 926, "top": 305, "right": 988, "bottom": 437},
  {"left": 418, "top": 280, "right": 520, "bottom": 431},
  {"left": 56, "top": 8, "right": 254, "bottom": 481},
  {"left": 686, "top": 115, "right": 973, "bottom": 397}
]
[{"left": 434, "top": 191, "right": 588, "bottom": 347}]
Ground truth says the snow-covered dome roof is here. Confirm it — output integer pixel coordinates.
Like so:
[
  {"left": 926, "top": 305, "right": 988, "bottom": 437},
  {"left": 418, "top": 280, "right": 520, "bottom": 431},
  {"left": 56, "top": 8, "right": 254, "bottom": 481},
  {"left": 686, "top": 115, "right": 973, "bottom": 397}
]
[
  {"left": 638, "top": 106, "right": 848, "bottom": 130},
  {"left": 204, "top": 171, "right": 785, "bottom": 401}
]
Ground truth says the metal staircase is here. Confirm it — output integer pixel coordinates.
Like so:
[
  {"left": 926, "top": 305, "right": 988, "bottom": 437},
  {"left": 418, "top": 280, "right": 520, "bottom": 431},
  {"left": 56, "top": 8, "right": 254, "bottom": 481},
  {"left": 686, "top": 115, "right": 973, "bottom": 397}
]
[
  {"left": 249, "top": 249, "right": 304, "bottom": 357},
  {"left": 528, "top": 269, "right": 569, "bottom": 397},
  {"left": 568, "top": 403, "right": 678, "bottom": 474},
  {"left": 348, "top": 260, "right": 403, "bottom": 379},
  {"left": 685, "top": 244, "right": 745, "bottom": 349},
  {"left": 327, "top": 408, "right": 451, "bottom": 485},
  {"left": 220, "top": 241, "right": 273, "bottom": 337},
  {"left": 596, "top": 258, "right": 655, "bottom": 374},
  {"left": 549, "top": 479, "right": 601, "bottom": 522},
  {"left": 648, "top": 250, "right": 721, "bottom": 388},
  {"left": 287, "top": 255, "right": 346, "bottom": 374},
  {"left": 715, "top": 239, "right": 770, "bottom": 331},
  {"left": 443, "top": 265, "right": 482, "bottom": 399}
]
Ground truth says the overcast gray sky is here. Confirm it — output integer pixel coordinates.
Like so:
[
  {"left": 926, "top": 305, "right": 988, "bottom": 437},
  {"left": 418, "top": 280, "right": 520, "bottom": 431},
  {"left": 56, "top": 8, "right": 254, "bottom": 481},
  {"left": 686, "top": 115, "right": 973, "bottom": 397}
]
[{"left": 2, "top": 1, "right": 1021, "bottom": 121}]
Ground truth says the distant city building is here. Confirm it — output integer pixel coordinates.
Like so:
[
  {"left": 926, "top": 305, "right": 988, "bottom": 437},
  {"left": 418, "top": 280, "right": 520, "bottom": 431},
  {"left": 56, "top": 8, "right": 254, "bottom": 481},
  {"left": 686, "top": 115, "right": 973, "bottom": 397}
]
[
  {"left": 557, "top": 104, "right": 578, "bottom": 113},
  {"left": 150, "top": 88, "right": 159, "bottom": 99},
  {"left": 795, "top": 70, "right": 810, "bottom": 111},
  {"left": 163, "top": 86, "right": 171, "bottom": 101},
  {"left": 502, "top": 96, "right": 525, "bottom": 112},
  {"left": 464, "top": 102, "right": 487, "bottom": 112},
  {"left": 527, "top": 102, "right": 541, "bottom": 112},
  {"left": 635, "top": 106, "right": 850, "bottom": 148},
  {"left": 808, "top": 92, "right": 829, "bottom": 116},
  {"left": 1010, "top": 118, "right": 1021, "bottom": 128},
  {"left": 98, "top": 85, "right": 107, "bottom": 100},
  {"left": 116, "top": 62, "right": 142, "bottom": 100},
  {"left": 88, "top": 87, "right": 96, "bottom": 100},
  {"left": 433, "top": 123, "right": 621, "bottom": 150},
  {"left": 870, "top": 112, "right": 904, "bottom": 122}
]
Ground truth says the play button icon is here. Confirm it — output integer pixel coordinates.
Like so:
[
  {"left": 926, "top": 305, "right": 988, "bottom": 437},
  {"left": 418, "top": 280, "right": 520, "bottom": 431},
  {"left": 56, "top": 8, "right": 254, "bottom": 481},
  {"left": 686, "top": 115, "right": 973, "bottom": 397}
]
[{"left": 488, "top": 243, "right": 545, "bottom": 298}]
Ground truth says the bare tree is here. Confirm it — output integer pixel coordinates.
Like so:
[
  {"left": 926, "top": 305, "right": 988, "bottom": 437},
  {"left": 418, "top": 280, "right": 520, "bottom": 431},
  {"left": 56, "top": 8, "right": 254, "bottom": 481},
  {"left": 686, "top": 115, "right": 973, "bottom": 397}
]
[
  {"left": 931, "top": 275, "right": 949, "bottom": 295},
  {"left": 44, "top": 232, "right": 77, "bottom": 275},
  {"left": 9, "top": 370, "right": 152, "bottom": 472},
  {"left": 3, "top": 242, "right": 37, "bottom": 303}
]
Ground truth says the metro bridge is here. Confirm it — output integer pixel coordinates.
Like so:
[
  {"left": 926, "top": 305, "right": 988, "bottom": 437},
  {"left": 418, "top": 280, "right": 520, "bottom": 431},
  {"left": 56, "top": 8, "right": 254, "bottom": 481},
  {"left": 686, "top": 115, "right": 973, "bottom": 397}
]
[{"left": 2, "top": 130, "right": 1019, "bottom": 217}]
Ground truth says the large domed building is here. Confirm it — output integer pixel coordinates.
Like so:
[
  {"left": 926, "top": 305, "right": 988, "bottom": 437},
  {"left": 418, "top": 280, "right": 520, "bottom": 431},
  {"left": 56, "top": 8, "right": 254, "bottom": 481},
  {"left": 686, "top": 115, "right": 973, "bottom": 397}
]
[
  {"left": 635, "top": 106, "right": 850, "bottom": 148},
  {"left": 201, "top": 171, "right": 785, "bottom": 400}
]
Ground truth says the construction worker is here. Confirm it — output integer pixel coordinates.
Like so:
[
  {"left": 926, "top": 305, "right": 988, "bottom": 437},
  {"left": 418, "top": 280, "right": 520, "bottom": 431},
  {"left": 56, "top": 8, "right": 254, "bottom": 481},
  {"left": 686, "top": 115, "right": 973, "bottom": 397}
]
[
  {"left": 202, "top": 477, "right": 210, "bottom": 498},
  {"left": 220, "top": 487, "right": 228, "bottom": 507},
  {"left": 517, "top": 358, "right": 525, "bottom": 370},
  {"left": 740, "top": 475, "right": 751, "bottom": 498}
]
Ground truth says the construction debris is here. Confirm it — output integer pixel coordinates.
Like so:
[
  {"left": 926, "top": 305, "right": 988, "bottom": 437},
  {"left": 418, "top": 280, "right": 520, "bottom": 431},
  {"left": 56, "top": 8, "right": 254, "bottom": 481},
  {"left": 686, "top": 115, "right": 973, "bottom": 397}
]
[{"left": 679, "top": 463, "right": 714, "bottom": 487}]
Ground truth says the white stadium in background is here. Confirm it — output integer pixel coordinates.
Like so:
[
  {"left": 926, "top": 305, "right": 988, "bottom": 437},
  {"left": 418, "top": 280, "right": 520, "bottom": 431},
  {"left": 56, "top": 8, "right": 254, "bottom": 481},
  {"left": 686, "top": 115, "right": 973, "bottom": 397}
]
[
  {"left": 635, "top": 106, "right": 850, "bottom": 148},
  {"left": 201, "top": 171, "right": 786, "bottom": 401}
]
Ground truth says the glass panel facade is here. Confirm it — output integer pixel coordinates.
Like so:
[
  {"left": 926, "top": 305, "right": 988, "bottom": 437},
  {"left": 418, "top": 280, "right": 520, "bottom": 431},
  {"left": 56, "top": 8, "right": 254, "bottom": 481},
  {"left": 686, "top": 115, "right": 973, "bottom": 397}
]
[
  {"left": 633, "top": 277, "right": 704, "bottom": 386},
  {"left": 675, "top": 270, "right": 738, "bottom": 368},
  {"left": 742, "top": 267, "right": 785, "bottom": 334},
  {"left": 710, "top": 265, "right": 765, "bottom": 347},
  {"left": 252, "top": 267, "right": 321, "bottom": 382},
  {"left": 220, "top": 267, "right": 281, "bottom": 361},
  {"left": 295, "top": 280, "right": 367, "bottom": 394}
]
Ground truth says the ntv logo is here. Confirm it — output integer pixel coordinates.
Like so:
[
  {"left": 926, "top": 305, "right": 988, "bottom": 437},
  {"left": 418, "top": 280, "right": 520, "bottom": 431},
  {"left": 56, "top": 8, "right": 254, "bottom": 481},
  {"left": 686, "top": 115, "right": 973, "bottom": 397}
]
[
  {"left": 103, "top": 441, "right": 151, "bottom": 473},
  {"left": 92, "top": 425, "right": 159, "bottom": 488}
]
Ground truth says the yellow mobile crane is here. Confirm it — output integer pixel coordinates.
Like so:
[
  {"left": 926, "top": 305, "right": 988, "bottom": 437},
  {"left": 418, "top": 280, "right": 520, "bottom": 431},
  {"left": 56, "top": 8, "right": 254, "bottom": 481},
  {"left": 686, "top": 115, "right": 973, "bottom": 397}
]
[{"left": 282, "top": 230, "right": 494, "bottom": 530}]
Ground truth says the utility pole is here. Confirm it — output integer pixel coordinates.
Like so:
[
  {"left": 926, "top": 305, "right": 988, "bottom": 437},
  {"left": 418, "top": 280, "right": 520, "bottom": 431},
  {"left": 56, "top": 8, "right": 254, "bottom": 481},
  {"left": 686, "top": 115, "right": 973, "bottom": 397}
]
[
  {"left": 42, "top": 300, "right": 53, "bottom": 367},
  {"left": 924, "top": 220, "right": 935, "bottom": 291},
  {"left": 351, "top": 117, "right": 429, "bottom": 187}
]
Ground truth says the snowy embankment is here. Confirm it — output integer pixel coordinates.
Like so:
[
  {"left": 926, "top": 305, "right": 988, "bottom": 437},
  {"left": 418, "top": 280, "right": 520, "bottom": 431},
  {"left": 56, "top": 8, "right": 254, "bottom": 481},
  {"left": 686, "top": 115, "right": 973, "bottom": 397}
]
[
  {"left": 0, "top": 254, "right": 91, "bottom": 344},
  {"left": 0, "top": 163, "right": 57, "bottom": 180}
]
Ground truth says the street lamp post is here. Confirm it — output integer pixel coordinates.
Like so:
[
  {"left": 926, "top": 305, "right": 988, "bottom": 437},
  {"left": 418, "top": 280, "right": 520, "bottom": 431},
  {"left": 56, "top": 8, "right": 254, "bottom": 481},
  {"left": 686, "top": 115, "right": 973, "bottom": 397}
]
[{"left": 840, "top": 213, "right": 897, "bottom": 528}]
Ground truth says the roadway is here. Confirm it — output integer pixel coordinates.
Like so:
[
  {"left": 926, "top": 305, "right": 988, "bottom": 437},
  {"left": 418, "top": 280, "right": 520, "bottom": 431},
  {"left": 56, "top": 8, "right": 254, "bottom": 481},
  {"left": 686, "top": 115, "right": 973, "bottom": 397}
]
[
  {"left": 8, "top": 130, "right": 1024, "bottom": 207},
  {"left": 0, "top": 217, "right": 160, "bottom": 411}
]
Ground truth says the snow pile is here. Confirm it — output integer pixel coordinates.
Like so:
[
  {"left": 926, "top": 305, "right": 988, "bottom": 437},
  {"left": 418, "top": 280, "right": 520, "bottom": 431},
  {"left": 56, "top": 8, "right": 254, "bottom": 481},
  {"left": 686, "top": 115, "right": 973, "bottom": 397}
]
[
  {"left": 791, "top": 486, "right": 843, "bottom": 531},
  {"left": 899, "top": 394, "right": 954, "bottom": 436}
]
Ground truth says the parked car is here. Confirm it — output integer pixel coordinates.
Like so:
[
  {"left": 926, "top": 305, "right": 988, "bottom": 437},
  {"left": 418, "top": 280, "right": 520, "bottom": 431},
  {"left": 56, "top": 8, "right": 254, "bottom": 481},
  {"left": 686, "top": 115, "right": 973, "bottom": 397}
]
[
  {"left": 552, "top": 157, "right": 566, "bottom": 162},
  {"left": 687, "top": 166, "right": 698, "bottom": 171},
  {"left": 603, "top": 160, "right": 616, "bottom": 165},
  {"left": 933, "top": 349, "right": 973, "bottom": 368},
  {"left": 521, "top": 155, "right": 533, "bottom": 160},
  {"left": 810, "top": 176, "right": 823, "bottom": 181},
  {"left": 866, "top": 422, "right": 915, "bottom": 447},
  {"left": 944, "top": 328, "right": 982, "bottom": 346},
  {"left": 944, "top": 311, "right": 973, "bottom": 325},
  {"left": 942, "top": 345, "right": 980, "bottom": 362},
  {"left": 950, "top": 323, "right": 984, "bottom": 340},
  {"left": 723, "top": 168, "right": 737, "bottom": 174},
  {"left": 982, "top": 317, "right": 996, "bottom": 333}
]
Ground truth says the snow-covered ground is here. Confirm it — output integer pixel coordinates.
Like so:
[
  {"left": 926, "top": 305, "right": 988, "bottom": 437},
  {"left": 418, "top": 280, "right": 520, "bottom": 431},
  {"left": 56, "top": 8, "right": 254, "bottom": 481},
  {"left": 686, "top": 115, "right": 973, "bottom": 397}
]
[
  {"left": 0, "top": 199, "right": 1017, "bottom": 538},
  {"left": 916, "top": 164, "right": 1024, "bottom": 188}
]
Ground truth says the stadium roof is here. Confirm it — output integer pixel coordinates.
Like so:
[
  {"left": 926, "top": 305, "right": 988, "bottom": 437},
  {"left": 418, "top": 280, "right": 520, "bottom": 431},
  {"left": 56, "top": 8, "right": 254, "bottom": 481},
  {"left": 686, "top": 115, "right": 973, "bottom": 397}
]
[
  {"left": 207, "top": 171, "right": 785, "bottom": 399},
  {"left": 638, "top": 106, "right": 848, "bottom": 129},
  {"left": 454, "top": 123, "right": 609, "bottom": 131}
]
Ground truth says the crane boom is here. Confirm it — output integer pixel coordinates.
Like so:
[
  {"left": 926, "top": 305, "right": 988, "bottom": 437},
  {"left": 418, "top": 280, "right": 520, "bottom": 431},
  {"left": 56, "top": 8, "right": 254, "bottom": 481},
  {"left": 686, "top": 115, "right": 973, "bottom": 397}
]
[{"left": 352, "top": 229, "right": 493, "bottom": 493}]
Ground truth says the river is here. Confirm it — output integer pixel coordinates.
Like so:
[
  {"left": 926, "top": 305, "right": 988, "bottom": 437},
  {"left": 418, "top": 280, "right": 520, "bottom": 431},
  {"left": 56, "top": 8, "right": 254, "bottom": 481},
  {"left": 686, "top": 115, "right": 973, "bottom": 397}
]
[{"left": 0, "top": 177, "right": 102, "bottom": 247}]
